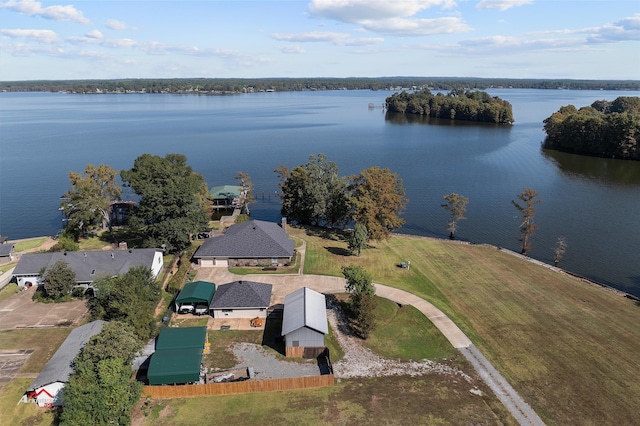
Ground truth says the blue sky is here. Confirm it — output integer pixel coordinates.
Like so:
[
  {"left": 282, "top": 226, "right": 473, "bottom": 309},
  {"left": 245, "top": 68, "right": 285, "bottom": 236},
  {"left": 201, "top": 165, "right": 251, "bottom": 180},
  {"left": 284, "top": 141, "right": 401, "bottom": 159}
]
[{"left": 1, "top": 0, "right": 639, "bottom": 81}]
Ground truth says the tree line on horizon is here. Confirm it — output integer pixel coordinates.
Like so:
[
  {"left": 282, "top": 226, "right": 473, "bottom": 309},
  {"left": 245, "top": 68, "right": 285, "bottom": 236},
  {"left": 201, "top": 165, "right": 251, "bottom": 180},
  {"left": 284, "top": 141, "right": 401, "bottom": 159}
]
[{"left": 2, "top": 77, "right": 639, "bottom": 94}]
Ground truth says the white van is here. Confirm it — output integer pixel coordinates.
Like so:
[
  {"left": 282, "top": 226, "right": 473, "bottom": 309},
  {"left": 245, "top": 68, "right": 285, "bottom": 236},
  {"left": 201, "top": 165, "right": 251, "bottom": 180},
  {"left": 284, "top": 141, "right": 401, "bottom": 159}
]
[{"left": 194, "top": 305, "right": 209, "bottom": 316}]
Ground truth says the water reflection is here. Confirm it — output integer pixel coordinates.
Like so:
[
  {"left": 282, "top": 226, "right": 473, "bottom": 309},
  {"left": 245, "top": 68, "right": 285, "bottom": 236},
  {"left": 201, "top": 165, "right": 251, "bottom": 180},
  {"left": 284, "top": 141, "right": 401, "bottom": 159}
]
[
  {"left": 542, "top": 149, "right": 640, "bottom": 186},
  {"left": 384, "top": 110, "right": 505, "bottom": 128}
]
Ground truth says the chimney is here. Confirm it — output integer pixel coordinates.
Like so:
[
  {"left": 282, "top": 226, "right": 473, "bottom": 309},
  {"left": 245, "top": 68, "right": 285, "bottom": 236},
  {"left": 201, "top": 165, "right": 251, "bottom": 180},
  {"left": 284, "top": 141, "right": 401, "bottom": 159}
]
[
  {"left": 281, "top": 217, "right": 287, "bottom": 230},
  {"left": 118, "top": 241, "right": 128, "bottom": 250}
]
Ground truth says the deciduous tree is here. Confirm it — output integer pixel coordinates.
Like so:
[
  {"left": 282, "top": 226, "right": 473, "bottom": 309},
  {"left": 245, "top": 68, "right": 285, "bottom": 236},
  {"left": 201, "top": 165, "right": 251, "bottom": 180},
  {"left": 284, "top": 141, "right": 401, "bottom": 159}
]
[
  {"left": 275, "top": 154, "right": 349, "bottom": 227},
  {"left": 349, "top": 166, "right": 407, "bottom": 241},
  {"left": 88, "top": 266, "right": 160, "bottom": 340},
  {"left": 347, "top": 223, "right": 368, "bottom": 256},
  {"left": 441, "top": 193, "right": 469, "bottom": 240},
  {"left": 60, "top": 164, "right": 121, "bottom": 239},
  {"left": 120, "top": 154, "right": 209, "bottom": 253},
  {"left": 41, "top": 260, "right": 76, "bottom": 300},
  {"left": 512, "top": 187, "right": 542, "bottom": 254},
  {"left": 60, "top": 322, "right": 143, "bottom": 426},
  {"left": 342, "top": 264, "right": 377, "bottom": 339}
]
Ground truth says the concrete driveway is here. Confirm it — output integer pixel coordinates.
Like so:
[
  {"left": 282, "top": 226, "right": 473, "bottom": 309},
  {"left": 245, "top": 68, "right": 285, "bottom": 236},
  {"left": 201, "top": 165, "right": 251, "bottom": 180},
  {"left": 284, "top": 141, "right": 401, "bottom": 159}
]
[{"left": 0, "top": 286, "right": 89, "bottom": 330}]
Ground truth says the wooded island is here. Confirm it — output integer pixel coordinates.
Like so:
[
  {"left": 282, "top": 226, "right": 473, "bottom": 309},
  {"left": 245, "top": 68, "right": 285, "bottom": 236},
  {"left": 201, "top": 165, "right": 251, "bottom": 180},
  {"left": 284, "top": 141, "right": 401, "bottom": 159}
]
[
  {"left": 385, "top": 89, "right": 514, "bottom": 124},
  {"left": 543, "top": 96, "right": 640, "bottom": 160}
]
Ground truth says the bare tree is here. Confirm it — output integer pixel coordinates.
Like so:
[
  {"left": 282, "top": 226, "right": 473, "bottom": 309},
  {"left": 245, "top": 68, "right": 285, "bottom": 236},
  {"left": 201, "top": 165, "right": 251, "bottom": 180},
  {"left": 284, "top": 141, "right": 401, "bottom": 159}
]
[
  {"left": 512, "top": 187, "right": 542, "bottom": 254},
  {"left": 441, "top": 193, "right": 469, "bottom": 240},
  {"left": 554, "top": 236, "right": 568, "bottom": 267}
]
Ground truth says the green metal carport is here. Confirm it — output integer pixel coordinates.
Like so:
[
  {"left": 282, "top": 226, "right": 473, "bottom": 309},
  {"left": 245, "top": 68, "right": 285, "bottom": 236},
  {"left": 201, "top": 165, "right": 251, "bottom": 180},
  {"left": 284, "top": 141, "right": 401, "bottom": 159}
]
[
  {"left": 175, "top": 281, "right": 216, "bottom": 309},
  {"left": 147, "top": 326, "right": 207, "bottom": 385}
]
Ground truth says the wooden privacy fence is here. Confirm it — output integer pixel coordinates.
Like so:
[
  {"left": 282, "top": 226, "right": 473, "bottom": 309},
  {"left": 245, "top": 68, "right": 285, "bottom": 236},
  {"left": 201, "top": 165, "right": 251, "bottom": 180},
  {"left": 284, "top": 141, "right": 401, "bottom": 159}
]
[{"left": 143, "top": 374, "right": 334, "bottom": 399}]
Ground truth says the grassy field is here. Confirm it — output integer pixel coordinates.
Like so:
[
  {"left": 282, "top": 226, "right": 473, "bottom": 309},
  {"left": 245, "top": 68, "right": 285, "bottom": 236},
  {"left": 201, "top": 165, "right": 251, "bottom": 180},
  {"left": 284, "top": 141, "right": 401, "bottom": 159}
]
[
  {"left": 292, "top": 226, "right": 640, "bottom": 425},
  {"left": 12, "top": 238, "right": 47, "bottom": 252}
]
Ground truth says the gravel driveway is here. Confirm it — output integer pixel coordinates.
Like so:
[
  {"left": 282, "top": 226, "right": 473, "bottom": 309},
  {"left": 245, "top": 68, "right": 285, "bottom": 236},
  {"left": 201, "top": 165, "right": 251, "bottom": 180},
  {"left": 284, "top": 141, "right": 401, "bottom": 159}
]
[{"left": 230, "top": 303, "right": 474, "bottom": 385}]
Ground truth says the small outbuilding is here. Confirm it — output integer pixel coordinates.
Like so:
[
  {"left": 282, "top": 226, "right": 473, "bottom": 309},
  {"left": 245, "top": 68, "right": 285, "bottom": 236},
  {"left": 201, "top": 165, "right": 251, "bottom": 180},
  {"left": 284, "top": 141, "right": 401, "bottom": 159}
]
[
  {"left": 147, "top": 326, "right": 207, "bottom": 386},
  {"left": 209, "top": 280, "right": 272, "bottom": 319},
  {"left": 0, "top": 243, "right": 15, "bottom": 264},
  {"left": 175, "top": 281, "right": 216, "bottom": 315},
  {"left": 281, "top": 287, "right": 328, "bottom": 358},
  {"left": 22, "top": 320, "right": 105, "bottom": 407}
]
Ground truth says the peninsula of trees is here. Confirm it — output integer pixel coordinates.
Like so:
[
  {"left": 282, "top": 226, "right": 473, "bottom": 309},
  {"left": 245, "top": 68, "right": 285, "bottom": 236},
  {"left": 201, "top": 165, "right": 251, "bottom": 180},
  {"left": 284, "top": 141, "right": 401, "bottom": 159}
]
[
  {"left": 385, "top": 89, "right": 514, "bottom": 124},
  {"left": 542, "top": 96, "right": 640, "bottom": 160}
]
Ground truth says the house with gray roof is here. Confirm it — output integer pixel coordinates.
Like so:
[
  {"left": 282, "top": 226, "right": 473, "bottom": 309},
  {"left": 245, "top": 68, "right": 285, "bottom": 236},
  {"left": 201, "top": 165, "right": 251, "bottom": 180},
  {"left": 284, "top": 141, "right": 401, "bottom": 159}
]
[
  {"left": 12, "top": 248, "right": 163, "bottom": 289},
  {"left": 0, "top": 243, "right": 15, "bottom": 264},
  {"left": 22, "top": 320, "right": 105, "bottom": 407},
  {"left": 193, "top": 220, "right": 294, "bottom": 268},
  {"left": 209, "top": 280, "right": 272, "bottom": 319},
  {"left": 282, "top": 287, "right": 328, "bottom": 357}
]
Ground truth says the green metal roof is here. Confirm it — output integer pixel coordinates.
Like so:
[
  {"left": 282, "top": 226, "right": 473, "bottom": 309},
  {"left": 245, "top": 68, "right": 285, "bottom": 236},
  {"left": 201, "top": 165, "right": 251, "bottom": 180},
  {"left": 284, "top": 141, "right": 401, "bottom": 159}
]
[
  {"left": 155, "top": 326, "right": 207, "bottom": 350},
  {"left": 175, "top": 281, "right": 216, "bottom": 305},
  {"left": 209, "top": 185, "right": 242, "bottom": 199},
  {"left": 147, "top": 348, "right": 203, "bottom": 385}
]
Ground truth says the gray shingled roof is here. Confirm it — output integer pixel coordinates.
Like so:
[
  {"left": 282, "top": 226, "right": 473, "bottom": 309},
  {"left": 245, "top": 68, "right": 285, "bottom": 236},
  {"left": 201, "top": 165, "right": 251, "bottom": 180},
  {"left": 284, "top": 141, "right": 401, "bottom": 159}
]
[
  {"left": 282, "top": 287, "right": 328, "bottom": 336},
  {"left": 13, "top": 249, "right": 160, "bottom": 283},
  {"left": 27, "top": 320, "right": 105, "bottom": 391},
  {"left": 193, "top": 220, "right": 294, "bottom": 259},
  {"left": 0, "top": 244, "right": 14, "bottom": 257},
  {"left": 210, "top": 280, "right": 272, "bottom": 309}
]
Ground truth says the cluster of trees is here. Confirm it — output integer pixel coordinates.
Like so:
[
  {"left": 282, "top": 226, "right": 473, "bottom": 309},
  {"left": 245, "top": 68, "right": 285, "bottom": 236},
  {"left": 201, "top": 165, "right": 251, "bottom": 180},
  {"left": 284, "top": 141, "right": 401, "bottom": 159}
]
[
  {"left": 543, "top": 96, "right": 640, "bottom": 160},
  {"left": 275, "top": 154, "right": 408, "bottom": 241},
  {"left": 59, "top": 322, "right": 144, "bottom": 425},
  {"left": 385, "top": 89, "right": 514, "bottom": 124},
  {"left": 3, "top": 77, "right": 638, "bottom": 94},
  {"left": 61, "top": 153, "right": 210, "bottom": 253}
]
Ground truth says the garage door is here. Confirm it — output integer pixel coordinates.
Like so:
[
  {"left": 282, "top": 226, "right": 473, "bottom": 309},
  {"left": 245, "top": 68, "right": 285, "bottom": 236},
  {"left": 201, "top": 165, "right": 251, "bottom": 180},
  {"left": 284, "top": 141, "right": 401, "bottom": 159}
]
[
  {"left": 214, "top": 259, "right": 229, "bottom": 267},
  {"left": 200, "top": 259, "right": 214, "bottom": 267}
]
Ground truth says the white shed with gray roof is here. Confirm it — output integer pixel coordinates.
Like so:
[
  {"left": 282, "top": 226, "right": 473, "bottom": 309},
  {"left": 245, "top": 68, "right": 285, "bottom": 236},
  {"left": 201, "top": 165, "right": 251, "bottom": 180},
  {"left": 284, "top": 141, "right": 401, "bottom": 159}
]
[
  {"left": 22, "top": 320, "right": 105, "bottom": 407},
  {"left": 282, "top": 287, "right": 328, "bottom": 357}
]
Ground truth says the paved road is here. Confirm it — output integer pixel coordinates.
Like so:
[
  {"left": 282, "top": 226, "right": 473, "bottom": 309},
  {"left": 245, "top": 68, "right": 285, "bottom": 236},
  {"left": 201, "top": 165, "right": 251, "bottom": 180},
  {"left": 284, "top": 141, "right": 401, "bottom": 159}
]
[{"left": 195, "top": 247, "right": 546, "bottom": 425}]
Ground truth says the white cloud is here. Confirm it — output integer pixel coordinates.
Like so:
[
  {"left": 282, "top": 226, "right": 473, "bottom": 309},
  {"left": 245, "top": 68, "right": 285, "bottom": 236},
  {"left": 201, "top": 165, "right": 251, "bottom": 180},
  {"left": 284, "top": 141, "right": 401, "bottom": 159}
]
[
  {"left": 106, "top": 19, "right": 136, "bottom": 31},
  {"left": 85, "top": 29, "right": 103, "bottom": 40},
  {"left": 309, "top": 0, "right": 456, "bottom": 22},
  {"left": 271, "top": 31, "right": 384, "bottom": 46},
  {"left": 308, "top": 0, "right": 467, "bottom": 36},
  {"left": 360, "top": 17, "right": 471, "bottom": 36},
  {"left": 476, "top": 0, "right": 533, "bottom": 11},
  {"left": 0, "top": 0, "right": 89, "bottom": 24},
  {"left": 278, "top": 45, "right": 305, "bottom": 54},
  {"left": 271, "top": 31, "right": 351, "bottom": 43},
  {"left": 587, "top": 14, "right": 640, "bottom": 43},
  {"left": 0, "top": 28, "right": 58, "bottom": 43}
]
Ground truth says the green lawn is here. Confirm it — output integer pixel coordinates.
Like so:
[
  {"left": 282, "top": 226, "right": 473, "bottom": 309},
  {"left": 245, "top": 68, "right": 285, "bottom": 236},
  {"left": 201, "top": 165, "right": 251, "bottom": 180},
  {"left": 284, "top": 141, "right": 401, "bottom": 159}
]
[
  {"left": 13, "top": 238, "right": 47, "bottom": 252},
  {"left": 290, "top": 226, "right": 640, "bottom": 425}
]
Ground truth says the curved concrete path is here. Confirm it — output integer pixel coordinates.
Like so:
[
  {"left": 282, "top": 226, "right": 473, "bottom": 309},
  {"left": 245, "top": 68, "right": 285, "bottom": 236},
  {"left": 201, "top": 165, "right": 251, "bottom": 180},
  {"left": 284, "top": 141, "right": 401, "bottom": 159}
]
[{"left": 194, "top": 241, "right": 544, "bottom": 425}]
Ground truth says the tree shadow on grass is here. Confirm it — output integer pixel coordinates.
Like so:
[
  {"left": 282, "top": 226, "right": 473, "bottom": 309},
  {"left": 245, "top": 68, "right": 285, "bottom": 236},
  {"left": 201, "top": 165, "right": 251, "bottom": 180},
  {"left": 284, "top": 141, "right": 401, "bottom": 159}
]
[
  {"left": 325, "top": 246, "right": 351, "bottom": 257},
  {"left": 302, "top": 225, "right": 347, "bottom": 241},
  {"left": 98, "top": 227, "right": 144, "bottom": 248}
]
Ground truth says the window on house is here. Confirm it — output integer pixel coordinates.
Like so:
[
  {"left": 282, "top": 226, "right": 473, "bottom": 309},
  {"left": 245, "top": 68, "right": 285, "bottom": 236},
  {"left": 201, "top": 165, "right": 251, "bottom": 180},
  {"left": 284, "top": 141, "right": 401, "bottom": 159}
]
[
  {"left": 292, "top": 341, "right": 299, "bottom": 347},
  {"left": 222, "top": 309, "right": 233, "bottom": 313}
]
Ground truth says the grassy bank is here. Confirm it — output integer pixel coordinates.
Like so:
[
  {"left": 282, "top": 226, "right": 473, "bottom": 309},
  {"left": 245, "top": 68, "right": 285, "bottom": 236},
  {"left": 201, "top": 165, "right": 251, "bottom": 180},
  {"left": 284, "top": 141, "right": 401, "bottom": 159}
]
[{"left": 293, "top": 226, "right": 640, "bottom": 424}]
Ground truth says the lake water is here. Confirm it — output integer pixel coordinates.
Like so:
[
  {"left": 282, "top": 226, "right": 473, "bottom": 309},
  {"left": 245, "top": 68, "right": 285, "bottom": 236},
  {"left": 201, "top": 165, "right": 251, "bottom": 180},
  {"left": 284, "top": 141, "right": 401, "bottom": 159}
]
[{"left": 1, "top": 89, "right": 639, "bottom": 296}]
